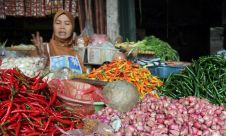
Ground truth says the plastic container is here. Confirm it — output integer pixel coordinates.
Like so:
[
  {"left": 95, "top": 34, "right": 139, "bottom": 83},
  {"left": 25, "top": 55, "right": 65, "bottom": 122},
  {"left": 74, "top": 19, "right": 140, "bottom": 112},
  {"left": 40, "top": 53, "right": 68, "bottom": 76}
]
[
  {"left": 75, "top": 47, "right": 87, "bottom": 62},
  {"left": 48, "top": 79, "right": 105, "bottom": 115},
  {"left": 148, "top": 66, "right": 183, "bottom": 78},
  {"left": 93, "top": 102, "right": 105, "bottom": 112}
]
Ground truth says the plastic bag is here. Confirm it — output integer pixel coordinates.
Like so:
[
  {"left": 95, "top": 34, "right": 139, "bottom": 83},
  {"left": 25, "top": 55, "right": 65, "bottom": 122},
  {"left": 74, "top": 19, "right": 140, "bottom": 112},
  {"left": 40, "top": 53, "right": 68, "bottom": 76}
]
[
  {"left": 91, "top": 34, "right": 109, "bottom": 45},
  {"left": 48, "top": 79, "right": 106, "bottom": 115},
  {"left": 50, "top": 67, "right": 75, "bottom": 79},
  {"left": 60, "top": 119, "right": 114, "bottom": 136},
  {"left": 80, "top": 21, "right": 94, "bottom": 37}
]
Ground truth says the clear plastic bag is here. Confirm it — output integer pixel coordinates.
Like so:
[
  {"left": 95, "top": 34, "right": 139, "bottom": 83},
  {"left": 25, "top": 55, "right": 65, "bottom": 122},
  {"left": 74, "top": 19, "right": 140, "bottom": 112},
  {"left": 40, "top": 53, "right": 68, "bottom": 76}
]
[
  {"left": 60, "top": 119, "right": 114, "bottom": 136},
  {"left": 80, "top": 21, "right": 94, "bottom": 37}
]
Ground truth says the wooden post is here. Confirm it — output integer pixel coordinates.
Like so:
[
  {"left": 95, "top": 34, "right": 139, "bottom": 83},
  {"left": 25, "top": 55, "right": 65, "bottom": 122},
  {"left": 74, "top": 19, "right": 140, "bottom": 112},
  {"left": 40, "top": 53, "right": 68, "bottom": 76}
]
[{"left": 106, "top": 0, "right": 119, "bottom": 43}]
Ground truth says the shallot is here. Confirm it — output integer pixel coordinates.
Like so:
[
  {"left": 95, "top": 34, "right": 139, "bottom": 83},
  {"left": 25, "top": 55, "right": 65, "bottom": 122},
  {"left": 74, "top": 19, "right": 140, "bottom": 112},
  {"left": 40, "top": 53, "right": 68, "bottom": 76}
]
[{"left": 87, "top": 96, "right": 226, "bottom": 135}]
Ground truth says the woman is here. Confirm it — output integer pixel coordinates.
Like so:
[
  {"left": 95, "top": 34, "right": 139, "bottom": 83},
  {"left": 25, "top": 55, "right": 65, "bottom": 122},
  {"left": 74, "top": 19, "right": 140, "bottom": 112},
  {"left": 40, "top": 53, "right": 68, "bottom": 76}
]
[{"left": 31, "top": 10, "right": 86, "bottom": 74}]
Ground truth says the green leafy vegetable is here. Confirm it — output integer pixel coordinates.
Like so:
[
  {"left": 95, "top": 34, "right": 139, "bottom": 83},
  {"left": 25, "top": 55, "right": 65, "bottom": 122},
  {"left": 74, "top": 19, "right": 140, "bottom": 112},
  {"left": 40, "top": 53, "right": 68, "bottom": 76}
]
[{"left": 134, "top": 35, "right": 179, "bottom": 61}]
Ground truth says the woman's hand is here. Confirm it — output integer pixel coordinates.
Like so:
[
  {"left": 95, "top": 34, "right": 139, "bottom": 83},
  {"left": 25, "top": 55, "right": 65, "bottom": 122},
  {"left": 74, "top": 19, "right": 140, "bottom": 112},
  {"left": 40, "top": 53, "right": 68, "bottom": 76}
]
[{"left": 31, "top": 32, "right": 44, "bottom": 55}]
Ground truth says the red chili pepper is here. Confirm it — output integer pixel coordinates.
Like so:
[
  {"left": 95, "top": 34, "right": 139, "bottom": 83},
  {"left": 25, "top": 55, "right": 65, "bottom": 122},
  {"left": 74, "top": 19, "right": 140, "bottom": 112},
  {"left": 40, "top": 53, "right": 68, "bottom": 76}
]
[
  {"left": 27, "top": 97, "right": 48, "bottom": 106},
  {"left": 21, "top": 113, "right": 40, "bottom": 129},
  {"left": 44, "top": 116, "right": 53, "bottom": 131},
  {"left": 7, "top": 123, "right": 17, "bottom": 130},
  {"left": 53, "top": 117, "right": 73, "bottom": 125},
  {"left": 15, "top": 115, "right": 22, "bottom": 136},
  {"left": 30, "top": 102, "right": 46, "bottom": 111},
  {"left": 50, "top": 129, "right": 58, "bottom": 136},
  {"left": 1, "top": 100, "right": 13, "bottom": 125},
  {"left": 48, "top": 90, "right": 57, "bottom": 107},
  {"left": 6, "top": 113, "right": 20, "bottom": 123},
  {"left": 69, "top": 122, "right": 75, "bottom": 130},
  {"left": 27, "top": 93, "right": 46, "bottom": 100},
  {"left": 20, "top": 85, "right": 27, "bottom": 92},
  {"left": 29, "top": 72, "right": 40, "bottom": 81},
  {"left": 27, "top": 132, "right": 42, "bottom": 136},
  {"left": 11, "top": 110, "right": 41, "bottom": 114},
  {"left": 0, "top": 110, "right": 6, "bottom": 118}
]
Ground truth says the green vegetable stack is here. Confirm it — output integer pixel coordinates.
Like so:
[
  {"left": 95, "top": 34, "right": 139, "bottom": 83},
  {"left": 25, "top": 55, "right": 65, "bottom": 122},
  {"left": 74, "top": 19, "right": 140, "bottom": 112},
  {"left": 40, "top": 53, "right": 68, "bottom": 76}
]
[
  {"left": 135, "top": 36, "right": 179, "bottom": 61},
  {"left": 161, "top": 55, "right": 226, "bottom": 106}
]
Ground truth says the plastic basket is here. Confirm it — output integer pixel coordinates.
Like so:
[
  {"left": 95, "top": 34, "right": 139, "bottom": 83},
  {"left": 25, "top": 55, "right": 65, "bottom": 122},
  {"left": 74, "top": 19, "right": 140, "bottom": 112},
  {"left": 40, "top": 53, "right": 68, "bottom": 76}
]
[
  {"left": 148, "top": 66, "right": 183, "bottom": 78},
  {"left": 48, "top": 79, "right": 105, "bottom": 115}
]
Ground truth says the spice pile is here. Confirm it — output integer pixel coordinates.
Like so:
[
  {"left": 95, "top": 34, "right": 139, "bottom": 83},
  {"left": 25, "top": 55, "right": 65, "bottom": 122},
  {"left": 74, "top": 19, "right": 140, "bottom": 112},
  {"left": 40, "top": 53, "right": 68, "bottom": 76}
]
[{"left": 0, "top": 68, "right": 83, "bottom": 135}]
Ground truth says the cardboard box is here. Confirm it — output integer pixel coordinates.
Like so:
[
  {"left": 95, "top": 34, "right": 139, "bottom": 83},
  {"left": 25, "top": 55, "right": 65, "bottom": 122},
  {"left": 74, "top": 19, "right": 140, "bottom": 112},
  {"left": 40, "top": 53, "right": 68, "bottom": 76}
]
[{"left": 87, "top": 46, "right": 118, "bottom": 65}]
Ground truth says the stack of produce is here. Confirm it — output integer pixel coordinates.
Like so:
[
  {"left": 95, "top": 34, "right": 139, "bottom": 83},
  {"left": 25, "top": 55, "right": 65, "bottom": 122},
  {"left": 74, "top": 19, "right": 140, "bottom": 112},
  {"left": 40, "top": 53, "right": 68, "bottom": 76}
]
[
  {"left": 115, "top": 35, "right": 179, "bottom": 61},
  {"left": 88, "top": 95, "right": 226, "bottom": 136},
  {"left": 161, "top": 55, "right": 226, "bottom": 106},
  {"left": 0, "top": 57, "right": 47, "bottom": 77},
  {"left": 0, "top": 68, "right": 83, "bottom": 135},
  {"left": 86, "top": 60, "right": 163, "bottom": 99}
]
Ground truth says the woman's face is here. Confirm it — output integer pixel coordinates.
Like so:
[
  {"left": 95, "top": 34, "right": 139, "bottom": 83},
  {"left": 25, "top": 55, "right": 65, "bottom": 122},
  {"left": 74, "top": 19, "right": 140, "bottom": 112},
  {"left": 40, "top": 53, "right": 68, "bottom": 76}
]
[{"left": 53, "top": 14, "right": 73, "bottom": 40}]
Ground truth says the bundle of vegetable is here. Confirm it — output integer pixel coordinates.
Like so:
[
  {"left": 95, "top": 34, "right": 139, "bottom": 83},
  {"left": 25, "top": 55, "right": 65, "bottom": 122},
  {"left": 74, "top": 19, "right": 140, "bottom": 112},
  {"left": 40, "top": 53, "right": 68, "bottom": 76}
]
[
  {"left": 134, "top": 35, "right": 179, "bottom": 61},
  {"left": 0, "top": 68, "right": 83, "bottom": 136},
  {"left": 86, "top": 60, "right": 163, "bottom": 99},
  {"left": 161, "top": 55, "right": 226, "bottom": 107},
  {"left": 88, "top": 96, "right": 226, "bottom": 136}
]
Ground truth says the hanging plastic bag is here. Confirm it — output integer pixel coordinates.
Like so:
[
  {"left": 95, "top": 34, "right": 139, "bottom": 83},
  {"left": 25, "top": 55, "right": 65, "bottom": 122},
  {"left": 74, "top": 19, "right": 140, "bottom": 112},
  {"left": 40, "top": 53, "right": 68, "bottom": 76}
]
[{"left": 80, "top": 21, "right": 94, "bottom": 37}]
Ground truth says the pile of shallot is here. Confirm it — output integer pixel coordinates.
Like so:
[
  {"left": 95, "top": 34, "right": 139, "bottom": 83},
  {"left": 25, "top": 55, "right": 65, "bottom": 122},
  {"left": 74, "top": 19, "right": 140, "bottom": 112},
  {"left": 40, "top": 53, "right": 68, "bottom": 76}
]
[{"left": 88, "top": 96, "right": 226, "bottom": 136}]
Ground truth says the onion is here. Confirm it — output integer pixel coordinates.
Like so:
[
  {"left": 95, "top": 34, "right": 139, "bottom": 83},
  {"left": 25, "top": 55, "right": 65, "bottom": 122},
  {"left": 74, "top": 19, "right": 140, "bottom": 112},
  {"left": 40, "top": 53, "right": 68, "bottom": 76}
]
[
  {"left": 86, "top": 95, "right": 226, "bottom": 135},
  {"left": 169, "top": 124, "right": 179, "bottom": 131},
  {"left": 144, "top": 125, "right": 151, "bottom": 132},
  {"left": 97, "top": 110, "right": 103, "bottom": 116},
  {"left": 188, "top": 107, "right": 195, "bottom": 114},
  {"left": 180, "top": 125, "right": 188, "bottom": 135},
  {"left": 157, "top": 124, "right": 165, "bottom": 129},
  {"left": 164, "top": 119, "right": 174, "bottom": 126},
  {"left": 129, "top": 114, "right": 135, "bottom": 120},
  {"left": 150, "top": 112, "right": 156, "bottom": 118},
  {"left": 157, "top": 118, "right": 164, "bottom": 124},
  {"left": 205, "top": 120, "right": 212, "bottom": 127},
  {"left": 193, "top": 121, "right": 201, "bottom": 129},
  {"left": 169, "top": 129, "right": 180, "bottom": 136},
  {"left": 187, "top": 96, "right": 196, "bottom": 103},
  {"left": 192, "top": 127, "right": 198, "bottom": 135},
  {"left": 115, "top": 131, "right": 122, "bottom": 136},
  {"left": 216, "top": 120, "right": 225, "bottom": 126},
  {"left": 136, "top": 125, "right": 144, "bottom": 131},
  {"left": 202, "top": 130, "right": 210, "bottom": 135}
]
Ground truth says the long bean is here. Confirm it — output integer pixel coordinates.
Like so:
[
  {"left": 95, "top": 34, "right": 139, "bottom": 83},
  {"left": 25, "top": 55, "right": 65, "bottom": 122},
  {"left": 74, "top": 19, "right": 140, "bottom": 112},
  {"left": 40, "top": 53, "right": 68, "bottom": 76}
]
[{"left": 160, "top": 55, "right": 226, "bottom": 106}]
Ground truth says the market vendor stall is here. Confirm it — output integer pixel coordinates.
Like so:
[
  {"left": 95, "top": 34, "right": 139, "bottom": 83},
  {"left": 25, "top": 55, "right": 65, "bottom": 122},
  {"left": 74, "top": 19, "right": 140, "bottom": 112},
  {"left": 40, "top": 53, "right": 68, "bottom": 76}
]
[{"left": 0, "top": 27, "right": 225, "bottom": 135}]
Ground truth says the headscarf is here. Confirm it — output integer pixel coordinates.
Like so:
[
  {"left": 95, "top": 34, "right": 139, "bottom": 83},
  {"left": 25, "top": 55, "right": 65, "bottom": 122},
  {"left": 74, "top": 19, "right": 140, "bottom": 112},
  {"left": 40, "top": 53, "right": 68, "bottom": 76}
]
[
  {"left": 47, "top": 10, "right": 86, "bottom": 72},
  {"left": 49, "top": 10, "right": 76, "bottom": 56}
]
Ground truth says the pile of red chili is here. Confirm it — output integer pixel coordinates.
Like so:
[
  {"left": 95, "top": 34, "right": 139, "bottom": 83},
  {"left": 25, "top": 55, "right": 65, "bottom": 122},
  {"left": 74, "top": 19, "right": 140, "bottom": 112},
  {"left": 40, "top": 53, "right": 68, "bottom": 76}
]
[{"left": 0, "top": 68, "right": 84, "bottom": 136}]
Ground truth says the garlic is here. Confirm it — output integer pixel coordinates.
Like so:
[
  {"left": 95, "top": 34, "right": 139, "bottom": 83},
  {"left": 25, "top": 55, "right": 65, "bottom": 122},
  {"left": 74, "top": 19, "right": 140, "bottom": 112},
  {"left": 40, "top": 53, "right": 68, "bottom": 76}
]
[{"left": 0, "top": 57, "right": 47, "bottom": 77}]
